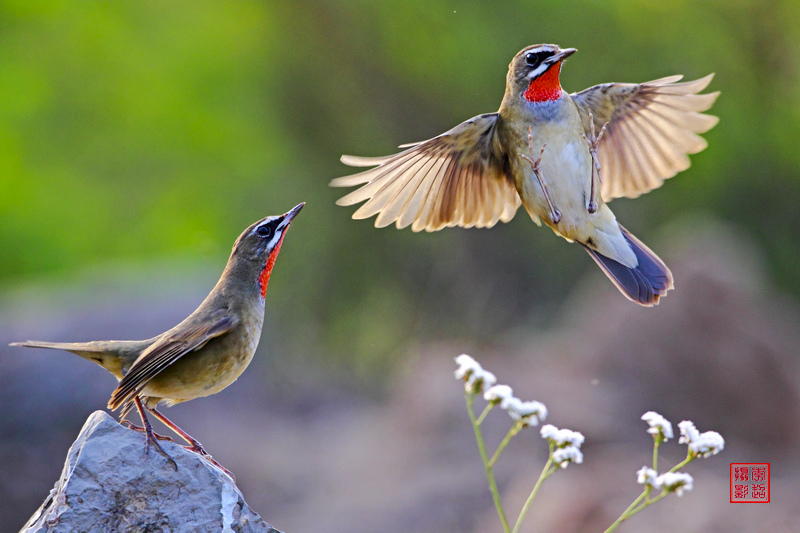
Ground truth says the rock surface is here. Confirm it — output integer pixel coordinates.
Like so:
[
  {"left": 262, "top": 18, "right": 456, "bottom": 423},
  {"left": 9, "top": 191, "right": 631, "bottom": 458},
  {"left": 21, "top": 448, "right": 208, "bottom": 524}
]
[{"left": 22, "top": 411, "right": 280, "bottom": 533}]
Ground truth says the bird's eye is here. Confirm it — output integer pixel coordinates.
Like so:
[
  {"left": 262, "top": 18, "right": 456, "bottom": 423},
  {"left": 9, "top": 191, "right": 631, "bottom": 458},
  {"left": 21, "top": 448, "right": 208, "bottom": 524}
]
[
  {"left": 525, "top": 51, "right": 549, "bottom": 68},
  {"left": 256, "top": 225, "right": 273, "bottom": 238}
]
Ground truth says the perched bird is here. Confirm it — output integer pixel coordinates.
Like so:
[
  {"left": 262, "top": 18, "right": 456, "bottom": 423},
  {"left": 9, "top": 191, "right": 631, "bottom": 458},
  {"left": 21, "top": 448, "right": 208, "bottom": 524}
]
[
  {"left": 330, "top": 44, "right": 719, "bottom": 306},
  {"left": 11, "top": 203, "right": 304, "bottom": 474}
]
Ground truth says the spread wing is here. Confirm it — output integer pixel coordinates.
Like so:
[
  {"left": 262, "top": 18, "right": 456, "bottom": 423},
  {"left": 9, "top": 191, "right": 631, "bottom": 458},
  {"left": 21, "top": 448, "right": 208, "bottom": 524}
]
[
  {"left": 572, "top": 74, "right": 719, "bottom": 201},
  {"left": 107, "top": 313, "right": 236, "bottom": 410},
  {"left": 330, "top": 113, "right": 521, "bottom": 232}
]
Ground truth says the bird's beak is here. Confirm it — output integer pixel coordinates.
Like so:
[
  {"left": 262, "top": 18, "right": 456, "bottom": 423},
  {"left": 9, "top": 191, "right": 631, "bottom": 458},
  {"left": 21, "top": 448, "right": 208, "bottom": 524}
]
[
  {"left": 279, "top": 202, "right": 305, "bottom": 228},
  {"left": 550, "top": 48, "right": 577, "bottom": 63}
]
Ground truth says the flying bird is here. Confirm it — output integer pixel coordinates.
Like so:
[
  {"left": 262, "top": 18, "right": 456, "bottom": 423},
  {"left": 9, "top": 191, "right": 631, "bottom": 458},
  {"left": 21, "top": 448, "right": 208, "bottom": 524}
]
[{"left": 331, "top": 44, "right": 719, "bottom": 305}]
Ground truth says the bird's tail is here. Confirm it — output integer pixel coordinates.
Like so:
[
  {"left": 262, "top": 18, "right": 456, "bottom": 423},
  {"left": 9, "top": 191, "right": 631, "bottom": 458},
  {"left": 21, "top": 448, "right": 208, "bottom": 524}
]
[
  {"left": 9, "top": 339, "right": 146, "bottom": 379},
  {"left": 582, "top": 225, "right": 673, "bottom": 306},
  {"left": 11, "top": 340, "right": 98, "bottom": 351}
]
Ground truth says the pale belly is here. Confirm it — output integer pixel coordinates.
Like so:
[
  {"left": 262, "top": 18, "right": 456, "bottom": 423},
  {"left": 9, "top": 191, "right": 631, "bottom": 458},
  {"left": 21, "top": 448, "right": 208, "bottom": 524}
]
[
  {"left": 141, "top": 320, "right": 262, "bottom": 404},
  {"left": 515, "top": 129, "right": 595, "bottom": 238},
  {"left": 510, "top": 120, "right": 634, "bottom": 264}
]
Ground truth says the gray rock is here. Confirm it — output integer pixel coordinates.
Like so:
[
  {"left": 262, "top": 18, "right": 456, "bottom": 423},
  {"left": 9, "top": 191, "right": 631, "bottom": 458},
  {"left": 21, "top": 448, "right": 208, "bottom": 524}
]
[{"left": 21, "top": 411, "right": 281, "bottom": 533}]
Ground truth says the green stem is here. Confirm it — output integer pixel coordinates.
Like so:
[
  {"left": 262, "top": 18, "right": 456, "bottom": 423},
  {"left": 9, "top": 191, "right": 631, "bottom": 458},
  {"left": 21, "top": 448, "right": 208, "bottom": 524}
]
[
  {"left": 476, "top": 402, "right": 494, "bottom": 426},
  {"left": 606, "top": 451, "right": 696, "bottom": 532},
  {"left": 511, "top": 444, "right": 555, "bottom": 533},
  {"left": 605, "top": 487, "right": 650, "bottom": 533},
  {"left": 614, "top": 490, "right": 670, "bottom": 526},
  {"left": 668, "top": 452, "right": 694, "bottom": 473},
  {"left": 489, "top": 422, "right": 522, "bottom": 467},
  {"left": 652, "top": 435, "right": 660, "bottom": 473},
  {"left": 466, "top": 392, "right": 511, "bottom": 533}
]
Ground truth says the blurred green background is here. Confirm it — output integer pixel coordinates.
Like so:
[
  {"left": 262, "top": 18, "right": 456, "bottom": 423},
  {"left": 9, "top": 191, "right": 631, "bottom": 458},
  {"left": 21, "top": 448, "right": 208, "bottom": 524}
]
[
  {"left": 2, "top": 1, "right": 800, "bottom": 530},
  {"left": 2, "top": 0, "right": 799, "bottom": 373}
]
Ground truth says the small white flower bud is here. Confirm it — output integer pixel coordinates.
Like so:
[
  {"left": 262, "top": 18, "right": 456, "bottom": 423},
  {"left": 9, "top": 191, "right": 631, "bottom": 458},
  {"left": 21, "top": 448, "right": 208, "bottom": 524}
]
[
  {"left": 552, "top": 445, "right": 583, "bottom": 468},
  {"left": 678, "top": 420, "right": 724, "bottom": 458},
  {"left": 689, "top": 431, "right": 725, "bottom": 458},
  {"left": 505, "top": 399, "right": 547, "bottom": 427},
  {"left": 540, "top": 425, "right": 585, "bottom": 447},
  {"left": 484, "top": 384, "right": 514, "bottom": 404},
  {"left": 641, "top": 411, "right": 674, "bottom": 441},
  {"left": 454, "top": 354, "right": 496, "bottom": 393},
  {"left": 636, "top": 466, "right": 660, "bottom": 489},
  {"left": 656, "top": 472, "right": 694, "bottom": 496}
]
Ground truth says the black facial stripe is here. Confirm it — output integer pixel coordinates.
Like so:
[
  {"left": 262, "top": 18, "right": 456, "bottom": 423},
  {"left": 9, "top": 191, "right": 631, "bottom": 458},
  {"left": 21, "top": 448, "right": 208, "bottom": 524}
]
[
  {"left": 255, "top": 220, "right": 280, "bottom": 238},
  {"left": 524, "top": 50, "right": 554, "bottom": 69}
]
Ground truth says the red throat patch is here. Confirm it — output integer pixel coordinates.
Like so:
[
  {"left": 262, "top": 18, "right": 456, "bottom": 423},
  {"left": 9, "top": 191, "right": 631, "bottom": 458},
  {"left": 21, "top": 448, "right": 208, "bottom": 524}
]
[
  {"left": 523, "top": 61, "right": 564, "bottom": 103},
  {"left": 258, "top": 234, "right": 285, "bottom": 299}
]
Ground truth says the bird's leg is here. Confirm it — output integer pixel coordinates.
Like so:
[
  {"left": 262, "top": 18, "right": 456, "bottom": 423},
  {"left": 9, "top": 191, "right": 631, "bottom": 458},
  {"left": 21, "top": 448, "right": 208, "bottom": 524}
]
[
  {"left": 147, "top": 406, "right": 235, "bottom": 480},
  {"left": 145, "top": 406, "right": 206, "bottom": 453},
  {"left": 119, "top": 399, "right": 173, "bottom": 442},
  {"left": 581, "top": 110, "right": 608, "bottom": 214},
  {"left": 132, "top": 396, "right": 178, "bottom": 470},
  {"left": 520, "top": 127, "right": 561, "bottom": 224}
]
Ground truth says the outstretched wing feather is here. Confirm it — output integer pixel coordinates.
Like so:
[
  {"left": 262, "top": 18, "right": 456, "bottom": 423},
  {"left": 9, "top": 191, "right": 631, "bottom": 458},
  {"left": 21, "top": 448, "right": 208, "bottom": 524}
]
[
  {"left": 331, "top": 113, "right": 521, "bottom": 232},
  {"left": 573, "top": 74, "right": 719, "bottom": 200}
]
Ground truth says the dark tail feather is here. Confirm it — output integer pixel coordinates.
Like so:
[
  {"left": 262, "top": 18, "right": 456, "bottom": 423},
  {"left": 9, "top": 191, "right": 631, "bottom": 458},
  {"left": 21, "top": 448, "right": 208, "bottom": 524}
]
[{"left": 582, "top": 225, "right": 673, "bottom": 306}]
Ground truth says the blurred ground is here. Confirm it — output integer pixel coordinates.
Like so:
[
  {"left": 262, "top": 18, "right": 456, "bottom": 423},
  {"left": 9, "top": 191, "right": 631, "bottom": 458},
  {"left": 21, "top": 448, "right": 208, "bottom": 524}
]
[{"left": 2, "top": 220, "right": 799, "bottom": 533}]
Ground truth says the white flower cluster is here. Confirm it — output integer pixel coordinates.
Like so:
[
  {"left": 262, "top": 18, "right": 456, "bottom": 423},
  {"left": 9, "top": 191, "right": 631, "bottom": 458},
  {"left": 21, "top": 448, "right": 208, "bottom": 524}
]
[
  {"left": 655, "top": 472, "right": 694, "bottom": 497},
  {"left": 455, "top": 355, "right": 547, "bottom": 427},
  {"left": 483, "top": 384, "right": 547, "bottom": 427},
  {"left": 484, "top": 384, "right": 513, "bottom": 405},
  {"left": 636, "top": 467, "right": 694, "bottom": 496},
  {"left": 506, "top": 398, "right": 548, "bottom": 426},
  {"left": 631, "top": 412, "right": 723, "bottom": 500},
  {"left": 540, "top": 424, "right": 584, "bottom": 468},
  {"left": 640, "top": 412, "right": 724, "bottom": 459},
  {"left": 636, "top": 466, "right": 658, "bottom": 488},
  {"left": 454, "top": 354, "right": 496, "bottom": 394},
  {"left": 677, "top": 420, "right": 725, "bottom": 458},
  {"left": 641, "top": 411, "right": 673, "bottom": 441}
]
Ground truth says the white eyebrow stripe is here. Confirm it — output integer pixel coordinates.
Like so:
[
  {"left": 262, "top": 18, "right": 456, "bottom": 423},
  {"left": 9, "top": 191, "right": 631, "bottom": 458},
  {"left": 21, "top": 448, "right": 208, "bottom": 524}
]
[
  {"left": 251, "top": 218, "right": 277, "bottom": 235},
  {"left": 527, "top": 45, "right": 556, "bottom": 55}
]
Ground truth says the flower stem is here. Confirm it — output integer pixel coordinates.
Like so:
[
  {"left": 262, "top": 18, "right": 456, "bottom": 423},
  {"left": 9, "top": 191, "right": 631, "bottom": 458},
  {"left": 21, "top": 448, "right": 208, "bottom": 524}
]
[
  {"left": 606, "top": 449, "right": 696, "bottom": 532},
  {"left": 605, "top": 487, "right": 649, "bottom": 533},
  {"left": 476, "top": 402, "right": 494, "bottom": 426},
  {"left": 489, "top": 422, "right": 522, "bottom": 467},
  {"left": 610, "top": 489, "right": 671, "bottom": 531},
  {"left": 652, "top": 435, "right": 661, "bottom": 472},
  {"left": 512, "top": 445, "right": 555, "bottom": 533},
  {"left": 668, "top": 453, "right": 694, "bottom": 473},
  {"left": 466, "top": 392, "right": 511, "bottom": 533}
]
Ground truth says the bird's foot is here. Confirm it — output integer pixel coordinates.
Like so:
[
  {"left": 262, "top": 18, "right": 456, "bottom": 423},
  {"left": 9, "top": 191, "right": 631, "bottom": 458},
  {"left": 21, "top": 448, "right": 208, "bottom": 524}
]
[
  {"left": 142, "top": 404, "right": 235, "bottom": 479},
  {"left": 183, "top": 436, "right": 209, "bottom": 456},
  {"left": 141, "top": 422, "right": 178, "bottom": 471},
  {"left": 521, "top": 127, "right": 561, "bottom": 224},
  {"left": 120, "top": 420, "right": 174, "bottom": 443},
  {"left": 183, "top": 440, "right": 236, "bottom": 480},
  {"left": 130, "top": 397, "right": 178, "bottom": 471},
  {"left": 581, "top": 110, "right": 608, "bottom": 215}
]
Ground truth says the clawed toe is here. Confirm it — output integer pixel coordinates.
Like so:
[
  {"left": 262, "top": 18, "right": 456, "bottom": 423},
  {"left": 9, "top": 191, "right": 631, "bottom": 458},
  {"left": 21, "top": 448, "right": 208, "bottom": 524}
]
[{"left": 120, "top": 419, "right": 174, "bottom": 442}]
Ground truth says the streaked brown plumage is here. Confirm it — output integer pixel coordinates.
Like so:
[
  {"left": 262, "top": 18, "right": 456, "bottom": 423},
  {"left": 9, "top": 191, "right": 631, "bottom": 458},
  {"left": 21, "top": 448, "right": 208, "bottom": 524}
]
[
  {"left": 11, "top": 203, "right": 304, "bottom": 473},
  {"left": 331, "top": 44, "right": 719, "bottom": 305}
]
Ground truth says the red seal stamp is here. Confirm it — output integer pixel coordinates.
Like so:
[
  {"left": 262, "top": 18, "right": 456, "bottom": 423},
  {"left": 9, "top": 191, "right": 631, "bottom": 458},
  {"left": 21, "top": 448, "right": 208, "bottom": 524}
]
[{"left": 730, "top": 463, "right": 769, "bottom": 503}]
